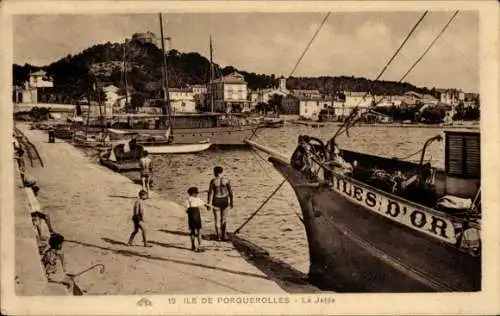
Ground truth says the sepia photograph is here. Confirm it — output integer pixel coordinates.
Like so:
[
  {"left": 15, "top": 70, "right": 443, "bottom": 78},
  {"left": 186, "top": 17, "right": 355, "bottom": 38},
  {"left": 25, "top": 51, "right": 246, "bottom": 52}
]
[{"left": 1, "top": 1, "right": 499, "bottom": 315}]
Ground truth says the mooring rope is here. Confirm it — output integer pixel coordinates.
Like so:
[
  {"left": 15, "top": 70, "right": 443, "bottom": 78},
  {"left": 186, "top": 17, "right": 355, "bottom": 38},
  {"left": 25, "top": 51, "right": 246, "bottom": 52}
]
[
  {"left": 234, "top": 178, "right": 288, "bottom": 234},
  {"left": 247, "top": 146, "right": 305, "bottom": 223},
  {"left": 237, "top": 12, "right": 333, "bottom": 231}
]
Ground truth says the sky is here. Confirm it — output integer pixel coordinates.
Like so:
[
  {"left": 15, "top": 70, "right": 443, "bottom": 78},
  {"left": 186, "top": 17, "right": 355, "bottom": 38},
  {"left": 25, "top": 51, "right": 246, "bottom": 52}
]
[{"left": 13, "top": 12, "right": 479, "bottom": 92}]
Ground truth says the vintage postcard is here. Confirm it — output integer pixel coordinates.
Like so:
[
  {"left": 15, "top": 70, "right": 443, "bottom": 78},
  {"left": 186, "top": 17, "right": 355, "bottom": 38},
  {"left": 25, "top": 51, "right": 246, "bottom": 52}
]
[{"left": 1, "top": 0, "right": 499, "bottom": 315}]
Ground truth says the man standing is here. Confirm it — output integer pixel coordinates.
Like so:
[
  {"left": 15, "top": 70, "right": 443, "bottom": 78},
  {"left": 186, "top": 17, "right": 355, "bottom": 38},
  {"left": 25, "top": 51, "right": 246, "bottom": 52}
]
[
  {"left": 207, "top": 166, "right": 233, "bottom": 241},
  {"left": 139, "top": 151, "right": 152, "bottom": 196}
]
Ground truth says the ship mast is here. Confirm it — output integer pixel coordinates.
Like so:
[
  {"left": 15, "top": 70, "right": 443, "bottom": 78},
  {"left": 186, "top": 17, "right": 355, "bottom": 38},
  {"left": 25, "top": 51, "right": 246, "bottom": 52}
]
[
  {"left": 159, "top": 13, "right": 172, "bottom": 130},
  {"left": 209, "top": 34, "right": 215, "bottom": 112},
  {"left": 123, "top": 39, "right": 129, "bottom": 110}
]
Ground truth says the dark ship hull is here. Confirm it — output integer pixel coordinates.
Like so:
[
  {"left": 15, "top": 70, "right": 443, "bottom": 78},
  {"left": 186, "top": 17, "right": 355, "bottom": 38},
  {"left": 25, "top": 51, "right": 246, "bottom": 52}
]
[{"left": 268, "top": 154, "right": 481, "bottom": 292}]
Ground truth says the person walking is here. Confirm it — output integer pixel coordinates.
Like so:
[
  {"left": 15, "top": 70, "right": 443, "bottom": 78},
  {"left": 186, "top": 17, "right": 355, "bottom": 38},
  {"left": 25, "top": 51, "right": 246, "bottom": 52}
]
[
  {"left": 207, "top": 166, "right": 233, "bottom": 241},
  {"left": 127, "top": 190, "right": 151, "bottom": 247}
]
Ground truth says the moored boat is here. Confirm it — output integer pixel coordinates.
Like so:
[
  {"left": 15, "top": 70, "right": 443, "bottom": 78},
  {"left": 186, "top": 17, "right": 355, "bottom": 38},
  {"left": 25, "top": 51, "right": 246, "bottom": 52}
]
[
  {"left": 141, "top": 141, "right": 211, "bottom": 154},
  {"left": 246, "top": 128, "right": 481, "bottom": 292},
  {"left": 108, "top": 113, "right": 259, "bottom": 146}
]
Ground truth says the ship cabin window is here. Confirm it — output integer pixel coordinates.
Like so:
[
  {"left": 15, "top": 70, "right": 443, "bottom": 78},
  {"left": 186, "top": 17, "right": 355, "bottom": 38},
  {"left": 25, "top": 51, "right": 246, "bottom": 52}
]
[{"left": 444, "top": 130, "right": 480, "bottom": 179}]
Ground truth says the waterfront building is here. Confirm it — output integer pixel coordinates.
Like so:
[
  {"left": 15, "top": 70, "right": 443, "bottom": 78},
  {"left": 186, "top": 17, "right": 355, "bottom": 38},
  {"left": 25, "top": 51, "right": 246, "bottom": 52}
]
[
  {"left": 13, "top": 70, "right": 54, "bottom": 104},
  {"left": 209, "top": 72, "right": 249, "bottom": 113},
  {"left": 438, "top": 89, "right": 461, "bottom": 106},
  {"left": 343, "top": 91, "right": 374, "bottom": 108},
  {"left": 249, "top": 77, "right": 291, "bottom": 110},
  {"left": 296, "top": 97, "right": 333, "bottom": 119},
  {"left": 191, "top": 84, "right": 207, "bottom": 95},
  {"left": 169, "top": 88, "right": 196, "bottom": 113}
]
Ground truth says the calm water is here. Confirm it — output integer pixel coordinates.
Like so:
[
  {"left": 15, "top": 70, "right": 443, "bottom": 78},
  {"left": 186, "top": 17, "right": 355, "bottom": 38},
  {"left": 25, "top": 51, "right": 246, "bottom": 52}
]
[{"left": 87, "top": 125, "right": 448, "bottom": 273}]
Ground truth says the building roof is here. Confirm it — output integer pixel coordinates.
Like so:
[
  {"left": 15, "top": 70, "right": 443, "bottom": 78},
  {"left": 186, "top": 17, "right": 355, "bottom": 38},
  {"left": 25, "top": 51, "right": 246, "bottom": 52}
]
[
  {"left": 212, "top": 72, "right": 246, "bottom": 84},
  {"left": 344, "top": 91, "right": 371, "bottom": 97}
]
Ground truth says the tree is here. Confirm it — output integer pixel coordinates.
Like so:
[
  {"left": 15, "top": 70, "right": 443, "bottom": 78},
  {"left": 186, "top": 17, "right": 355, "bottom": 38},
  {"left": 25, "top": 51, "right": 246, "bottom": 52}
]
[
  {"left": 268, "top": 93, "right": 283, "bottom": 113},
  {"left": 255, "top": 102, "right": 267, "bottom": 114},
  {"left": 130, "top": 92, "right": 145, "bottom": 113}
]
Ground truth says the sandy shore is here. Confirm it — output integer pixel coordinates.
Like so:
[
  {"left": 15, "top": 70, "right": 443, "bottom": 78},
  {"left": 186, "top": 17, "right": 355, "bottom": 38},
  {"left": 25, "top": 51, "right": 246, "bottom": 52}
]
[{"left": 16, "top": 124, "right": 286, "bottom": 295}]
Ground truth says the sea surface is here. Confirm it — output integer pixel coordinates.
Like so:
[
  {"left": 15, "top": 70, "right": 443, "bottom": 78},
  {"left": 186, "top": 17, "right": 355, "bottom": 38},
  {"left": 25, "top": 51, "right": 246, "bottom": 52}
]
[{"left": 84, "top": 124, "right": 450, "bottom": 273}]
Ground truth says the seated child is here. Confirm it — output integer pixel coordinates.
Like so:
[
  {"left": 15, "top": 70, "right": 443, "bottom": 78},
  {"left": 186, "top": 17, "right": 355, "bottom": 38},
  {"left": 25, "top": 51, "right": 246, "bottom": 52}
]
[
  {"left": 42, "top": 233, "right": 67, "bottom": 282},
  {"left": 186, "top": 187, "right": 218, "bottom": 252}
]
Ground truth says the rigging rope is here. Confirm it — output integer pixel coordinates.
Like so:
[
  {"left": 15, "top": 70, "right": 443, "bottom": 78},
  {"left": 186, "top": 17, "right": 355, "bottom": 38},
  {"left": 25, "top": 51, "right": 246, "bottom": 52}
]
[
  {"left": 333, "top": 11, "right": 459, "bottom": 141},
  {"left": 332, "top": 11, "right": 429, "bottom": 141},
  {"left": 399, "top": 10, "right": 459, "bottom": 82},
  {"left": 288, "top": 12, "right": 331, "bottom": 78}
]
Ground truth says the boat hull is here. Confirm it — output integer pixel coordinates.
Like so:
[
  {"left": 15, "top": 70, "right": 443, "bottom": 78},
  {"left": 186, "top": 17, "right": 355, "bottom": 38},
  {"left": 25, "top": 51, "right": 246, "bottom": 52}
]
[
  {"left": 142, "top": 142, "right": 211, "bottom": 154},
  {"left": 269, "top": 157, "right": 481, "bottom": 292},
  {"left": 109, "top": 125, "right": 260, "bottom": 146}
]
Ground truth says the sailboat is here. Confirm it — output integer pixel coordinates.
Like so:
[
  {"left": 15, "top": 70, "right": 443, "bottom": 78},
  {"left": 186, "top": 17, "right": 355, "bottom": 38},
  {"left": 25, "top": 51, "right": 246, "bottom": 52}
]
[
  {"left": 109, "top": 33, "right": 260, "bottom": 146},
  {"left": 246, "top": 12, "right": 481, "bottom": 292},
  {"left": 105, "top": 13, "right": 212, "bottom": 155}
]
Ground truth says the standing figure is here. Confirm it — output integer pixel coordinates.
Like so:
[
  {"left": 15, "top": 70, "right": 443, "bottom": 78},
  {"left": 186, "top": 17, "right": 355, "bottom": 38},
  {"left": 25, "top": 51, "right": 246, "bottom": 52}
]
[
  {"left": 48, "top": 127, "right": 55, "bottom": 143},
  {"left": 139, "top": 151, "right": 152, "bottom": 196},
  {"left": 127, "top": 190, "right": 151, "bottom": 247},
  {"left": 185, "top": 187, "right": 217, "bottom": 252},
  {"left": 207, "top": 166, "right": 233, "bottom": 241},
  {"left": 291, "top": 135, "right": 313, "bottom": 175},
  {"left": 14, "top": 146, "right": 26, "bottom": 181}
]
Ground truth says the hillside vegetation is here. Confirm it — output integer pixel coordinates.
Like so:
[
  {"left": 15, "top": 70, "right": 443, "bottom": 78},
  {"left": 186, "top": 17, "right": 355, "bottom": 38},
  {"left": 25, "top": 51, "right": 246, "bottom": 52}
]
[{"left": 13, "top": 39, "right": 439, "bottom": 104}]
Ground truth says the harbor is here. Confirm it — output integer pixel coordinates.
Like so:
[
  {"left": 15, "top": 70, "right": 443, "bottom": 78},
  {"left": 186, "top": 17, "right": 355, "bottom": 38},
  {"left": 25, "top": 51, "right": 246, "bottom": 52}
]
[
  {"left": 5, "top": 6, "right": 497, "bottom": 316},
  {"left": 14, "top": 122, "right": 325, "bottom": 294}
]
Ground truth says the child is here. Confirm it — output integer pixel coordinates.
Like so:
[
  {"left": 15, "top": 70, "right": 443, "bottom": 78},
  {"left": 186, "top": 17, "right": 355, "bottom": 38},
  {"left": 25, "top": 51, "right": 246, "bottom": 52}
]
[
  {"left": 139, "top": 151, "right": 152, "bottom": 196},
  {"left": 128, "top": 190, "right": 151, "bottom": 247},
  {"left": 42, "top": 233, "right": 67, "bottom": 281},
  {"left": 186, "top": 187, "right": 218, "bottom": 252}
]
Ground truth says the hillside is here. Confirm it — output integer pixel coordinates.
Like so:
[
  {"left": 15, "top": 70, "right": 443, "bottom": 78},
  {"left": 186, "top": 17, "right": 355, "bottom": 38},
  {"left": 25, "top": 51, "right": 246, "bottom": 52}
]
[{"left": 13, "top": 39, "right": 438, "bottom": 104}]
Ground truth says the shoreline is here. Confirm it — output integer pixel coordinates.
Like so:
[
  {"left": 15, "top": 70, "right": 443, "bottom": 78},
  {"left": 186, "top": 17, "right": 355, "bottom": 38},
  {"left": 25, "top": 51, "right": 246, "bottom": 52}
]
[{"left": 289, "top": 120, "right": 479, "bottom": 129}]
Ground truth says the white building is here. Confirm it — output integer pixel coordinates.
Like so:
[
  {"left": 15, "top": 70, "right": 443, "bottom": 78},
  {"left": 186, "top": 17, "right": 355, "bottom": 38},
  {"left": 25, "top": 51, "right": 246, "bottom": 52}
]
[
  {"left": 169, "top": 88, "right": 196, "bottom": 113},
  {"left": 298, "top": 97, "right": 333, "bottom": 120},
  {"left": 191, "top": 84, "right": 207, "bottom": 95},
  {"left": 249, "top": 77, "right": 290, "bottom": 110},
  {"left": 210, "top": 72, "right": 249, "bottom": 113},
  {"left": 344, "top": 91, "right": 374, "bottom": 108},
  {"left": 14, "top": 70, "right": 54, "bottom": 104}
]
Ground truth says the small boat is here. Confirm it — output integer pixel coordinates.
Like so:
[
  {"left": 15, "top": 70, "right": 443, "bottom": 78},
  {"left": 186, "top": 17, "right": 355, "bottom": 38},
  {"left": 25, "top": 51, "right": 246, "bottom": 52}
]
[
  {"left": 72, "top": 130, "right": 111, "bottom": 148},
  {"left": 260, "top": 116, "right": 285, "bottom": 128},
  {"left": 106, "top": 128, "right": 211, "bottom": 154},
  {"left": 142, "top": 141, "right": 211, "bottom": 154}
]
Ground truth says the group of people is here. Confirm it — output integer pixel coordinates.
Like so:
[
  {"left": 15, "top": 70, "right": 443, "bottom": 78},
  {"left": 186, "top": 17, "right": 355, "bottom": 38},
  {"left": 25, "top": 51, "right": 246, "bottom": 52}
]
[
  {"left": 13, "top": 136, "right": 70, "bottom": 285},
  {"left": 291, "top": 135, "right": 353, "bottom": 179},
  {"left": 129, "top": 163, "right": 234, "bottom": 252}
]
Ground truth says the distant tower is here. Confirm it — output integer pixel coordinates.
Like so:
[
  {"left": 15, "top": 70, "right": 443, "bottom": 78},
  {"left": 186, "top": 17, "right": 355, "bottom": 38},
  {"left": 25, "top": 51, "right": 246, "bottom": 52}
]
[{"left": 279, "top": 77, "right": 287, "bottom": 91}]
